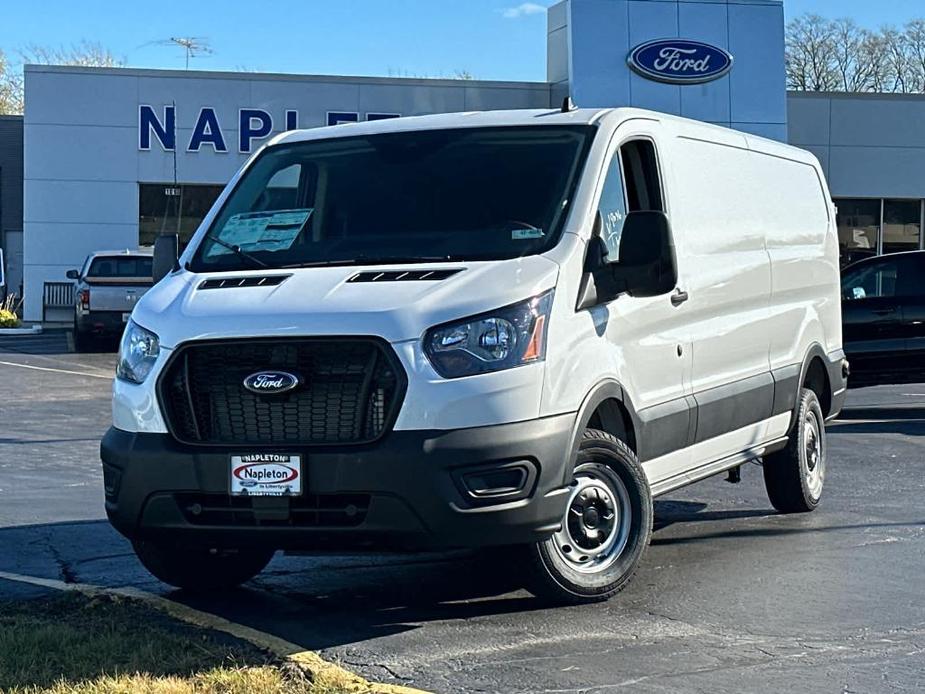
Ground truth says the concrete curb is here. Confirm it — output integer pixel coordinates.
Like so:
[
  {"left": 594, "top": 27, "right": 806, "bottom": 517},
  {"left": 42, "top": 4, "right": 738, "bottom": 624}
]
[
  {"left": 0, "top": 569, "right": 430, "bottom": 694},
  {"left": 0, "top": 325, "right": 43, "bottom": 335}
]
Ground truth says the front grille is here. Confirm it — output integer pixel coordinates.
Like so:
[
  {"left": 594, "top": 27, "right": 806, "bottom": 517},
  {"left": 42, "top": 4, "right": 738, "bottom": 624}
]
[
  {"left": 159, "top": 338, "right": 405, "bottom": 445},
  {"left": 176, "top": 493, "right": 369, "bottom": 527}
]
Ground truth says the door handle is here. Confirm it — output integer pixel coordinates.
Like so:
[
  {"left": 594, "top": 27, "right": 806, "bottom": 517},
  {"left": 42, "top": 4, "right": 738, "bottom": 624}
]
[
  {"left": 872, "top": 307, "right": 896, "bottom": 315},
  {"left": 671, "top": 289, "right": 689, "bottom": 307}
]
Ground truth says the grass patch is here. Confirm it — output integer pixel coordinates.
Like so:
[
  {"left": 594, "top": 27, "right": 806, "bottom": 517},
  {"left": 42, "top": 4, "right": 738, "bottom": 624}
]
[{"left": 0, "top": 592, "right": 336, "bottom": 694}]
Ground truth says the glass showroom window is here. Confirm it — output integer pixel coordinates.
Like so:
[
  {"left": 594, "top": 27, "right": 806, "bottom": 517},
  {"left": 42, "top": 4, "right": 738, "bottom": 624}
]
[
  {"left": 835, "top": 199, "right": 880, "bottom": 267},
  {"left": 139, "top": 184, "right": 225, "bottom": 248},
  {"left": 882, "top": 200, "right": 922, "bottom": 255}
]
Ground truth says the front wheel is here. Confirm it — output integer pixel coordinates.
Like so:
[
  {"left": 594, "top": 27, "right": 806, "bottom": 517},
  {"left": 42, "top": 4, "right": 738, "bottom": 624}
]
[
  {"left": 132, "top": 540, "right": 274, "bottom": 591},
  {"left": 523, "top": 429, "right": 652, "bottom": 604},
  {"left": 763, "top": 387, "right": 827, "bottom": 513}
]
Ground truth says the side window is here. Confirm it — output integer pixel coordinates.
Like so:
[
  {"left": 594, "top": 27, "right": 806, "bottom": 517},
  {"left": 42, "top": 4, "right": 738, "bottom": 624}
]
[
  {"left": 842, "top": 258, "right": 899, "bottom": 300},
  {"left": 596, "top": 138, "right": 666, "bottom": 262},
  {"left": 597, "top": 155, "right": 627, "bottom": 260},
  {"left": 621, "top": 140, "right": 664, "bottom": 213}
]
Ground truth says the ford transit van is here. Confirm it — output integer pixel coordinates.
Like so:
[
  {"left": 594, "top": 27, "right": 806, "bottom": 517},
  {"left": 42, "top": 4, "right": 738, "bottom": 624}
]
[{"left": 102, "top": 107, "right": 847, "bottom": 603}]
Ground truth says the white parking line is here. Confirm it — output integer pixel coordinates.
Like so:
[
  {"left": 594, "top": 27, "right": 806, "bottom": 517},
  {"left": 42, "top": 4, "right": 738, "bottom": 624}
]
[
  {"left": 0, "top": 569, "right": 427, "bottom": 694},
  {"left": 0, "top": 360, "right": 112, "bottom": 380}
]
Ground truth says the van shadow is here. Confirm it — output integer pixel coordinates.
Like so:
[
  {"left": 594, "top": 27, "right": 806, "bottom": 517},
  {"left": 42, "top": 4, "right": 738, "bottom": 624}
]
[
  {"left": 5, "top": 502, "right": 916, "bottom": 654},
  {"left": 0, "top": 503, "right": 763, "bottom": 654}
]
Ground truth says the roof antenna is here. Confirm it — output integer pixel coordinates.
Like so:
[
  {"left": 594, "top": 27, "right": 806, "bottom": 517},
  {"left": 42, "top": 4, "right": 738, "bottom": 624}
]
[{"left": 561, "top": 96, "right": 576, "bottom": 113}]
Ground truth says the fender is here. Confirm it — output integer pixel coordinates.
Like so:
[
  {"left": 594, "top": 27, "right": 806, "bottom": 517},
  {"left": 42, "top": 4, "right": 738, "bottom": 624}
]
[
  {"left": 778, "top": 342, "right": 844, "bottom": 430},
  {"left": 563, "top": 379, "right": 641, "bottom": 485}
]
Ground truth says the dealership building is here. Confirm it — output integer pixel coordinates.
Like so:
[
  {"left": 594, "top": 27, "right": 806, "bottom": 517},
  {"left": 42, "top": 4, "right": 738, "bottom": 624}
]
[{"left": 8, "top": 0, "right": 925, "bottom": 321}]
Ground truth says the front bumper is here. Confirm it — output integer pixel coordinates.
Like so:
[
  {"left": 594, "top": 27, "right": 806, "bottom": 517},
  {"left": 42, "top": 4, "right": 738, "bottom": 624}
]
[{"left": 100, "top": 414, "right": 575, "bottom": 551}]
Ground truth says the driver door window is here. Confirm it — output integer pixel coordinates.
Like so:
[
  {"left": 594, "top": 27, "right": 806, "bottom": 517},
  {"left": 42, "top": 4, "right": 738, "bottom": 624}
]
[
  {"left": 596, "top": 139, "right": 665, "bottom": 262},
  {"left": 597, "top": 155, "right": 627, "bottom": 261}
]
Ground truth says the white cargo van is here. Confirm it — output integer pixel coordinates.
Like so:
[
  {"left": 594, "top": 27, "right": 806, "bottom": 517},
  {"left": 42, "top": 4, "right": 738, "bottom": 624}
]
[{"left": 103, "top": 107, "right": 847, "bottom": 602}]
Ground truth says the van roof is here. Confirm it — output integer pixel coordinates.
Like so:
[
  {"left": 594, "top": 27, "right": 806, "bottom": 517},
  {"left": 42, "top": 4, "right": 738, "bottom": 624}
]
[
  {"left": 274, "top": 107, "right": 615, "bottom": 145},
  {"left": 272, "top": 106, "right": 817, "bottom": 164}
]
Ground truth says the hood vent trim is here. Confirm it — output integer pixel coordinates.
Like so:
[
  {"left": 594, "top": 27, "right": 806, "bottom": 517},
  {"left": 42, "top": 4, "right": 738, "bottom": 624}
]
[
  {"left": 198, "top": 275, "right": 292, "bottom": 290},
  {"left": 347, "top": 269, "right": 464, "bottom": 283}
]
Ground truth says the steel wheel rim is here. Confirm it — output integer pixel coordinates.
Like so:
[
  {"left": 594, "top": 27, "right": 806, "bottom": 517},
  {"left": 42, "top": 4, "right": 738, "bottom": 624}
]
[
  {"left": 552, "top": 466, "right": 632, "bottom": 574},
  {"left": 803, "top": 408, "right": 825, "bottom": 500}
]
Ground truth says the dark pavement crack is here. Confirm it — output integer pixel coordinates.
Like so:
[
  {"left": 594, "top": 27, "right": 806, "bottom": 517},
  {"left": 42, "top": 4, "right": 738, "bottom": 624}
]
[
  {"left": 340, "top": 658, "right": 413, "bottom": 682},
  {"left": 41, "top": 532, "right": 77, "bottom": 584}
]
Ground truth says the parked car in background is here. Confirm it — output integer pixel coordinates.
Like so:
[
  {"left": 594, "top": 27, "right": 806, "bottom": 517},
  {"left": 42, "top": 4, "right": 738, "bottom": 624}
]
[
  {"left": 67, "top": 250, "right": 154, "bottom": 352},
  {"left": 841, "top": 250, "right": 925, "bottom": 388}
]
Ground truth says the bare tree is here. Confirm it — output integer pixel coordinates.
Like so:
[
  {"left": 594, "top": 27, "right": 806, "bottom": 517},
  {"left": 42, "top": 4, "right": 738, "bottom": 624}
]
[
  {"left": 830, "top": 19, "right": 876, "bottom": 91},
  {"left": 881, "top": 26, "right": 914, "bottom": 92},
  {"left": 0, "top": 49, "right": 23, "bottom": 115},
  {"left": 786, "top": 14, "right": 839, "bottom": 91},
  {"left": 787, "top": 13, "right": 925, "bottom": 94},
  {"left": 0, "top": 41, "right": 123, "bottom": 115},
  {"left": 19, "top": 40, "right": 122, "bottom": 68},
  {"left": 905, "top": 18, "right": 925, "bottom": 91},
  {"left": 860, "top": 32, "right": 891, "bottom": 92}
]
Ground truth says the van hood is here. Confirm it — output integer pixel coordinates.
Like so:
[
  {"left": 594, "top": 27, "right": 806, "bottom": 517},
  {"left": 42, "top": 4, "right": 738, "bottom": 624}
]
[{"left": 133, "top": 256, "right": 560, "bottom": 349}]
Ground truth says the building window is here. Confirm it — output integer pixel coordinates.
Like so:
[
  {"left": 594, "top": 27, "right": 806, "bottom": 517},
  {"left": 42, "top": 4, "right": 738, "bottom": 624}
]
[
  {"left": 882, "top": 199, "right": 922, "bottom": 255},
  {"left": 139, "top": 183, "right": 225, "bottom": 247},
  {"left": 835, "top": 198, "right": 880, "bottom": 266}
]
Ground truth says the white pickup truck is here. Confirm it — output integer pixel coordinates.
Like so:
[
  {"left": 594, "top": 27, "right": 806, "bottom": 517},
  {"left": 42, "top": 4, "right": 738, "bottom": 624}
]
[{"left": 67, "top": 249, "right": 154, "bottom": 351}]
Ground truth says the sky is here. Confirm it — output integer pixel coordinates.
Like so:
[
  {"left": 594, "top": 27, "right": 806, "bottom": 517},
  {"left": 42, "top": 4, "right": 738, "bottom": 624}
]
[{"left": 2, "top": 0, "right": 924, "bottom": 83}]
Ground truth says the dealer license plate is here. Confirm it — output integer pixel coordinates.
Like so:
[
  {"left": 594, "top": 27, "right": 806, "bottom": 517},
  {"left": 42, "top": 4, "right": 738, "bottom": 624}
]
[{"left": 230, "top": 454, "right": 302, "bottom": 496}]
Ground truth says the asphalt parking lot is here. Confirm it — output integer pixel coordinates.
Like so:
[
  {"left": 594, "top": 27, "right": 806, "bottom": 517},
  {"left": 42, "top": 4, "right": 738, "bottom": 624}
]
[{"left": 0, "top": 331, "right": 923, "bottom": 693}]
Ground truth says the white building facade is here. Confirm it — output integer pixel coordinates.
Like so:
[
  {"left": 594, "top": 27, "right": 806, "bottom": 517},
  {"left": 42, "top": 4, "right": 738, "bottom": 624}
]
[{"left": 19, "top": 0, "right": 925, "bottom": 320}]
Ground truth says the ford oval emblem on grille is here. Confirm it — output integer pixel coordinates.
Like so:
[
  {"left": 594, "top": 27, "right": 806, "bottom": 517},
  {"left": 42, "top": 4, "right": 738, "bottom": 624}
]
[{"left": 243, "top": 371, "right": 301, "bottom": 395}]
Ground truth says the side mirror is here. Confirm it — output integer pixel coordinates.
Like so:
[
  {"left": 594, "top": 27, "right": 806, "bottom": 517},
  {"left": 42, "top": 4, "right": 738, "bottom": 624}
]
[
  {"left": 612, "top": 210, "right": 678, "bottom": 298},
  {"left": 65, "top": 269, "right": 80, "bottom": 280},
  {"left": 152, "top": 234, "right": 180, "bottom": 284}
]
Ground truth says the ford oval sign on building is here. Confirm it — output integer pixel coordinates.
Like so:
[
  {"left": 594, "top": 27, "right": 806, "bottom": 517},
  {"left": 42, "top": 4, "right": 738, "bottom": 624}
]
[{"left": 628, "top": 39, "right": 733, "bottom": 85}]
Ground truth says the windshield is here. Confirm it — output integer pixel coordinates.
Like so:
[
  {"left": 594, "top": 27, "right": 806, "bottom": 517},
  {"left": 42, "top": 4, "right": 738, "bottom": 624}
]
[{"left": 189, "top": 125, "right": 595, "bottom": 272}]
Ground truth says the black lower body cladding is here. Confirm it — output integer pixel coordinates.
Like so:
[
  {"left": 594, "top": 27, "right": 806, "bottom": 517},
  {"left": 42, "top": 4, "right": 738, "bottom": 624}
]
[{"left": 100, "top": 414, "right": 575, "bottom": 551}]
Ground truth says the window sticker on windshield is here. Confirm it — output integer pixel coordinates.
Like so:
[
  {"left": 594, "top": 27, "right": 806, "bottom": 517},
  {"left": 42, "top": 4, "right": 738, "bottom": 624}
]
[
  {"left": 511, "top": 228, "right": 544, "bottom": 240},
  {"left": 211, "top": 209, "right": 313, "bottom": 255}
]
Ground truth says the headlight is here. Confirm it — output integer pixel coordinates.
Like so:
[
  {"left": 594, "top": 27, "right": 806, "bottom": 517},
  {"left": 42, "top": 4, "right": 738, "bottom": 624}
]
[
  {"left": 117, "top": 320, "right": 160, "bottom": 384},
  {"left": 424, "top": 291, "right": 554, "bottom": 378}
]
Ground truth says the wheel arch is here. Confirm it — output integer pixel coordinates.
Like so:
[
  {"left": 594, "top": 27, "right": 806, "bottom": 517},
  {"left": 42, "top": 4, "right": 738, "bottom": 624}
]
[
  {"left": 564, "top": 380, "right": 640, "bottom": 484},
  {"left": 797, "top": 343, "right": 833, "bottom": 419}
]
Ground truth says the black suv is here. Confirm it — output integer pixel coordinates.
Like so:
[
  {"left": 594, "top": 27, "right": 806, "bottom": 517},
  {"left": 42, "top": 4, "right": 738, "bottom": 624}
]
[{"left": 842, "top": 250, "right": 925, "bottom": 388}]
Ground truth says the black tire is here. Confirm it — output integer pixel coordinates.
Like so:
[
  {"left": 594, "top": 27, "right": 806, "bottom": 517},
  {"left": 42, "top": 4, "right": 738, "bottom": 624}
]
[
  {"left": 132, "top": 540, "right": 274, "bottom": 591},
  {"left": 73, "top": 320, "right": 91, "bottom": 353},
  {"left": 523, "top": 429, "right": 652, "bottom": 604},
  {"left": 763, "top": 387, "right": 826, "bottom": 513}
]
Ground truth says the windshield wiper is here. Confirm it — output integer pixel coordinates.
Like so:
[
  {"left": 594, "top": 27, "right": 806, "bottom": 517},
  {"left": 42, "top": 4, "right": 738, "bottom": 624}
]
[
  {"left": 281, "top": 255, "right": 455, "bottom": 269},
  {"left": 205, "top": 234, "right": 268, "bottom": 269}
]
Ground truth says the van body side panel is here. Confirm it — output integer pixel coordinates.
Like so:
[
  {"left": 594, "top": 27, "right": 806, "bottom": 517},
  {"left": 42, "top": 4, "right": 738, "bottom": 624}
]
[
  {"left": 749, "top": 143, "right": 839, "bottom": 379},
  {"left": 665, "top": 130, "right": 774, "bottom": 454}
]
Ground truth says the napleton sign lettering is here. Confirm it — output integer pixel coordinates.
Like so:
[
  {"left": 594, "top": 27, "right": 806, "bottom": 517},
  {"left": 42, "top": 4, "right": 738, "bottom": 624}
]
[{"left": 138, "top": 106, "right": 401, "bottom": 154}]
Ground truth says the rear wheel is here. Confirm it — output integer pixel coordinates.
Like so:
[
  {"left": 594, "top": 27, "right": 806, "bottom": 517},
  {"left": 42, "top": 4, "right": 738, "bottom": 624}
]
[
  {"left": 73, "top": 319, "right": 91, "bottom": 353},
  {"left": 763, "top": 387, "right": 826, "bottom": 513},
  {"left": 132, "top": 540, "right": 274, "bottom": 591},
  {"left": 523, "top": 429, "right": 652, "bottom": 604}
]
